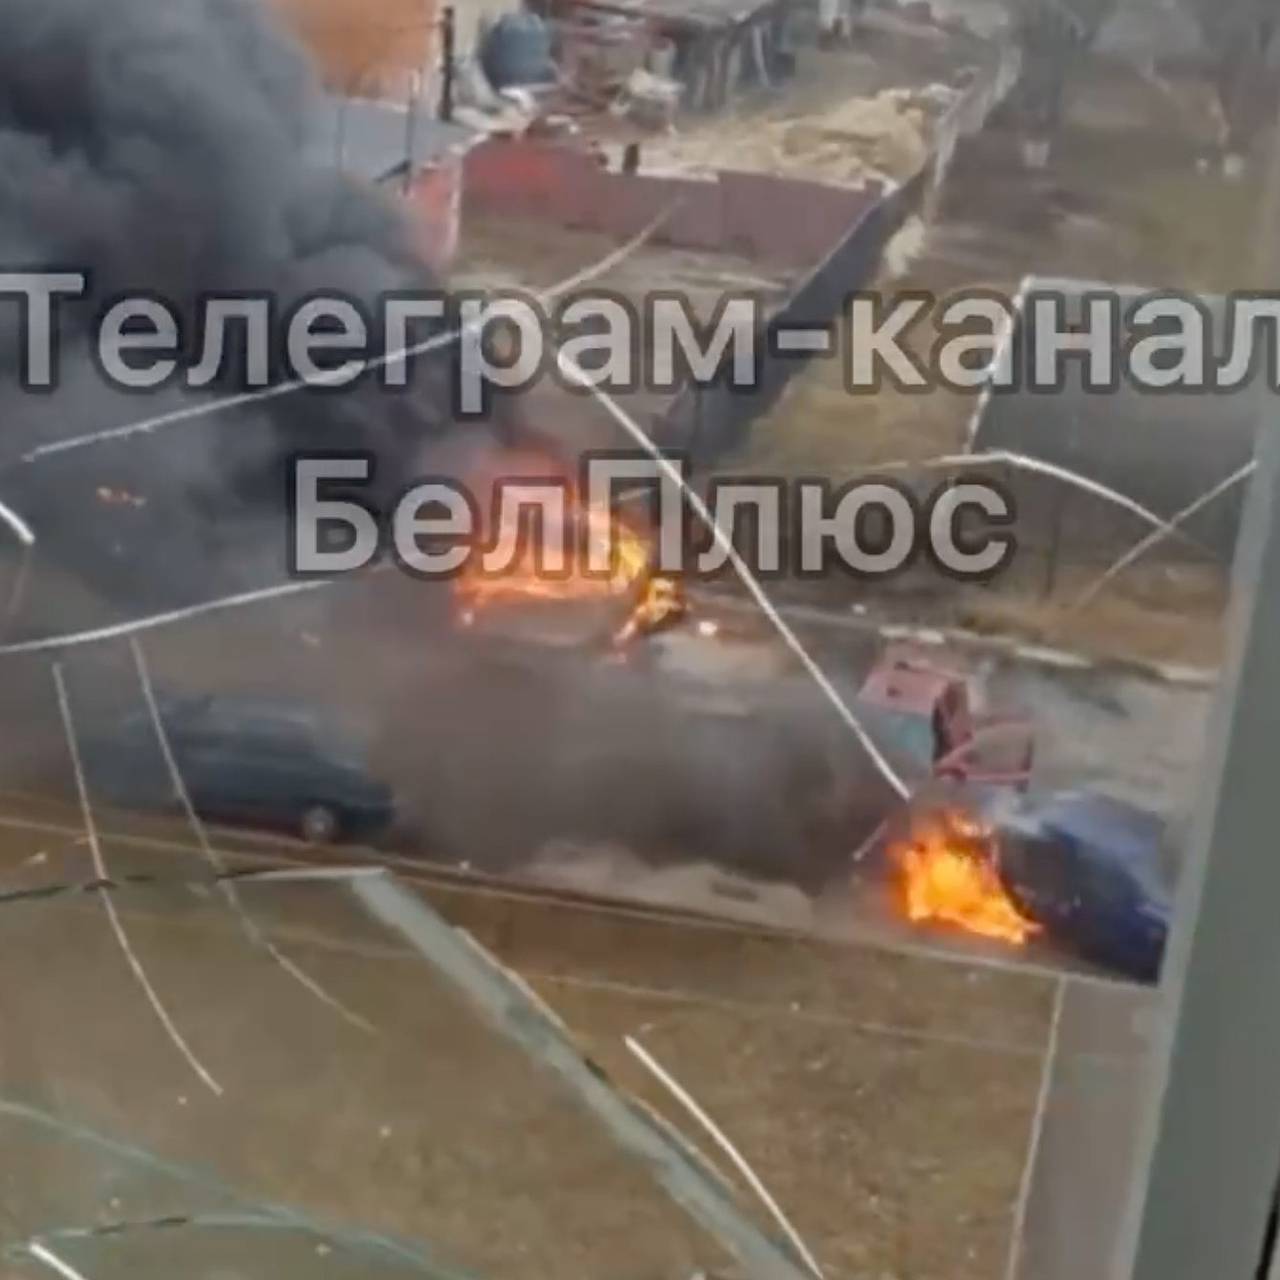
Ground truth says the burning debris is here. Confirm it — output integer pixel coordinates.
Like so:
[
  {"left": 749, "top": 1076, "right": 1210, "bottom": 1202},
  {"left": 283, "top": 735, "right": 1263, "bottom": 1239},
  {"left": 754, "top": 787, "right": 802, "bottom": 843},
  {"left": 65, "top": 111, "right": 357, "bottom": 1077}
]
[
  {"left": 612, "top": 574, "right": 687, "bottom": 648},
  {"left": 889, "top": 806, "right": 1041, "bottom": 947},
  {"left": 456, "top": 494, "right": 650, "bottom": 617},
  {"left": 452, "top": 460, "right": 693, "bottom": 650}
]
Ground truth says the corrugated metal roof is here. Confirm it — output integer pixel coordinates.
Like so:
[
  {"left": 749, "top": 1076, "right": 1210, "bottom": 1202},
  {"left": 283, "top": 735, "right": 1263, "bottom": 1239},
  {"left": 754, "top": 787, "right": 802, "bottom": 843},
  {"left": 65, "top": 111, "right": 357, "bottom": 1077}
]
[
  {"left": 556, "top": 0, "right": 782, "bottom": 30},
  {"left": 309, "top": 95, "right": 477, "bottom": 182}
]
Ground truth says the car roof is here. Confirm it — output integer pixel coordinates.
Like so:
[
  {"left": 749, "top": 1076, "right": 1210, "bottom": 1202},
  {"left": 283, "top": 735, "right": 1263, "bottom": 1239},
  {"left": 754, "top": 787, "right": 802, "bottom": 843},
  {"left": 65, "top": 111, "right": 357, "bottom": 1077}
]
[
  {"left": 135, "top": 694, "right": 369, "bottom": 757},
  {"left": 158, "top": 694, "right": 318, "bottom": 733},
  {"left": 998, "top": 790, "right": 1171, "bottom": 904},
  {"left": 1036, "top": 792, "right": 1164, "bottom": 864},
  {"left": 858, "top": 648, "right": 957, "bottom": 715}
]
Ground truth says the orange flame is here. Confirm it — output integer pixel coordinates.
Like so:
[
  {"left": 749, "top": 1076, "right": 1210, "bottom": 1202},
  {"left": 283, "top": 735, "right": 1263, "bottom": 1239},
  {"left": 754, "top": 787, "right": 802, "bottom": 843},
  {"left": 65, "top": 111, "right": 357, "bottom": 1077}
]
[
  {"left": 451, "top": 455, "right": 697, "bottom": 647},
  {"left": 455, "top": 498, "right": 651, "bottom": 616},
  {"left": 891, "top": 810, "right": 1040, "bottom": 946},
  {"left": 612, "top": 574, "right": 686, "bottom": 647}
]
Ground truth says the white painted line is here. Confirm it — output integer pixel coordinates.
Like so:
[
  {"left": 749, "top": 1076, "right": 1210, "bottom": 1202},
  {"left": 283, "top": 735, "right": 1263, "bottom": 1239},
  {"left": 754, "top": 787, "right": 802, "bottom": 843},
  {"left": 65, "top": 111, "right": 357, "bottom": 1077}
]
[
  {"left": 1007, "top": 644, "right": 1094, "bottom": 671},
  {"left": 237, "top": 865, "right": 387, "bottom": 883},
  {"left": 52, "top": 663, "right": 223, "bottom": 1097}
]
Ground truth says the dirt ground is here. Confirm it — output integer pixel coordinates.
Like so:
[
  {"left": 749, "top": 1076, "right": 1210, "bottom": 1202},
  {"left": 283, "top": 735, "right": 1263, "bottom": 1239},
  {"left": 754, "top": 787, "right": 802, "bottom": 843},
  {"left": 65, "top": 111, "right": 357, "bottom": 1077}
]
[
  {"left": 567, "top": 16, "right": 995, "bottom": 189},
  {"left": 640, "top": 26, "right": 993, "bottom": 189},
  {"left": 0, "top": 792, "right": 1052, "bottom": 1280}
]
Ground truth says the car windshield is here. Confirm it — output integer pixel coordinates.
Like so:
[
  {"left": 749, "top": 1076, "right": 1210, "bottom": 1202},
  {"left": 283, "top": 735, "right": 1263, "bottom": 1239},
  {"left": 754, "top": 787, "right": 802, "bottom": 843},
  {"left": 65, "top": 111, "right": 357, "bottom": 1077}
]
[{"left": 875, "top": 709, "right": 939, "bottom": 767}]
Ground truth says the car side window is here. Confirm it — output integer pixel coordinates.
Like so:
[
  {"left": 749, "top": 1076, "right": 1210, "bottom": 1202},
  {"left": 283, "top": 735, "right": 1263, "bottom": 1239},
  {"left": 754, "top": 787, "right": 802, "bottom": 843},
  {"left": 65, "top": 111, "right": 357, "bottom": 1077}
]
[{"left": 231, "top": 737, "right": 324, "bottom": 780}]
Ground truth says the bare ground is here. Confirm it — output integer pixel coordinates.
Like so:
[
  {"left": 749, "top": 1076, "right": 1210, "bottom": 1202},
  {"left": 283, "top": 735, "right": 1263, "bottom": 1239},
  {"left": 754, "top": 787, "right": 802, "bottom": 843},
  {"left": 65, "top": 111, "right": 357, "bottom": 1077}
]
[{"left": 0, "top": 796, "right": 1052, "bottom": 1280}]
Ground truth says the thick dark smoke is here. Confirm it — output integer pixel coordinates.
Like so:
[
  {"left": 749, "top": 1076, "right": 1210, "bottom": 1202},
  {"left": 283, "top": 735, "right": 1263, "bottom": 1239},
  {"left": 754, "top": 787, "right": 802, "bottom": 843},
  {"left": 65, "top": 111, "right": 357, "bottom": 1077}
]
[
  {"left": 0, "top": 0, "right": 861, "bottom": 893},
  {"left": 0, "top": 0, "right": 467, "bottom": 617}
]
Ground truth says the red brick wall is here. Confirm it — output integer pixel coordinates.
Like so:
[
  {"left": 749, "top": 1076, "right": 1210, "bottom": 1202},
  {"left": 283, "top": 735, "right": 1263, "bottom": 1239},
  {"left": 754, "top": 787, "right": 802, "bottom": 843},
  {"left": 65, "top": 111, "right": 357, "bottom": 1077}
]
[{"left": 461, "top": 138, "right": 882, "bottom": 269}]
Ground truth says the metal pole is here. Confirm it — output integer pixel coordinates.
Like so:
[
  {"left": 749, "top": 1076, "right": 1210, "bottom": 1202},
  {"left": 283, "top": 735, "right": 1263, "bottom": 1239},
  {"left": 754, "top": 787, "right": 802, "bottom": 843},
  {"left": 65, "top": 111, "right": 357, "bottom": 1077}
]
[
  {"left": 1116, "top": 93, "right": 1280, "bottom": 1280},
  {"left": 403, "top": 73, "right": 423, "bottom": 196},
  {"left": 439, "top": 5, "right": 456, "bottom": 124},
  {"left": 404, "top": 0, "right": 439, "bottom": 192}
]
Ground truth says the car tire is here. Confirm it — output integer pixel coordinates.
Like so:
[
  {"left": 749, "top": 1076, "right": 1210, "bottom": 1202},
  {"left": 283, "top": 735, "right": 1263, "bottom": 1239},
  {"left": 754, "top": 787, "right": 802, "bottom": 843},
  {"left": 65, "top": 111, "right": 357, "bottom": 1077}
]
[{"left": 299, "top": 803, "right": 341, "bottom": 845}]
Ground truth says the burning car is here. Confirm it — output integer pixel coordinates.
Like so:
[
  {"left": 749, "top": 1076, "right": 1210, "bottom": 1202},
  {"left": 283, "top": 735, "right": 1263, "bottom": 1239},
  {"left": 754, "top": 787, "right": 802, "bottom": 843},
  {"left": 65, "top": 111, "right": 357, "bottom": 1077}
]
[
  {"left": 886, "top": 788, "right": 1171, "bottom": 982},
  {"left": 453, "top": 466, "right": 690, "bottom": 651},
  {"left": 886, "top": 803, "right": 1043, "bottom": 946}
]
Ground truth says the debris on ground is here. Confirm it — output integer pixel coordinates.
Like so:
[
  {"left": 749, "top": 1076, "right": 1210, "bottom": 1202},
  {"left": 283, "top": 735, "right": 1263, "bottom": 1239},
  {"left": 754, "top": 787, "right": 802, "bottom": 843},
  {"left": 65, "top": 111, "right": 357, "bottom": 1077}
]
[{"left": 645, "top": 83, "right": 963, "bottom": 186}]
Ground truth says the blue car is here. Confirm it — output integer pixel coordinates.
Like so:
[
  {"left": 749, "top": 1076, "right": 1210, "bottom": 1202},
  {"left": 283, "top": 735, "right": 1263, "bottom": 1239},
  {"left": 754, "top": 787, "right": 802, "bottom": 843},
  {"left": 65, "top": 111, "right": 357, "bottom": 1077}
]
[
  {"left": 84, "top": 694, "right": 395, "bottom": 844},
  {"left": 983, "top": 790, "right": 1172, "bottom": 982}
]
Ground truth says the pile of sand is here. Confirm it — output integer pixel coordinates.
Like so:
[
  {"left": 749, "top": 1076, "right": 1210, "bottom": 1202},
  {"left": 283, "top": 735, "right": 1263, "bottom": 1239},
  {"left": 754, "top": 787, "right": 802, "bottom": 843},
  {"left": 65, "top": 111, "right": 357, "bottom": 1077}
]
[{"left": 648, "top": 83, "right": 961, "bottom": 187}]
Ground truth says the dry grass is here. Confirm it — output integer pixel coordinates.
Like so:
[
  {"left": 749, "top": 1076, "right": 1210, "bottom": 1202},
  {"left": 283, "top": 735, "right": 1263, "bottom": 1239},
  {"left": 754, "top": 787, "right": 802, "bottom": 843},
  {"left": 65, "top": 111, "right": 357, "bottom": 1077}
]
[
  {"left": 0, "top": 810, "right": 1053, "bottom": 1280},
  {"left": 948, "top": 564, "right": 1227, "bottom": 668}
]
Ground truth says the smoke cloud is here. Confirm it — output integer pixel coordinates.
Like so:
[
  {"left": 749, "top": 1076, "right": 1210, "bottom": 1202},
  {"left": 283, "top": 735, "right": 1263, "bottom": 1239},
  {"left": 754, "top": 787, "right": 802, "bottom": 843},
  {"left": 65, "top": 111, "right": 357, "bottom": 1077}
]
[
  {"left": 0, "top": 0, "right": 464, "bottom": 617},
  {"left": 0, "top": 0, "right": 864, "bottom": 897}
]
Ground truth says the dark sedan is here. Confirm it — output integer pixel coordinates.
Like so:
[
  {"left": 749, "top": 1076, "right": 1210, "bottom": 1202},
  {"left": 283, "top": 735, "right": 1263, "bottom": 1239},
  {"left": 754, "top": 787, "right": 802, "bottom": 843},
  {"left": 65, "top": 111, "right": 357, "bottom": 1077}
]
[{"left": 85, "top": 693, "right": 395, "bottom": 844}]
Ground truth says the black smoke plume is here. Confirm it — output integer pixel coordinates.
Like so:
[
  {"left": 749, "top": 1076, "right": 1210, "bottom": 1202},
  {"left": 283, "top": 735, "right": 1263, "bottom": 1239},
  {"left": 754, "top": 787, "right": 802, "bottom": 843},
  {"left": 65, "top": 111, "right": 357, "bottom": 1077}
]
[{"left": 0, "top": 0, "right": 469, "bottom": 618}]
